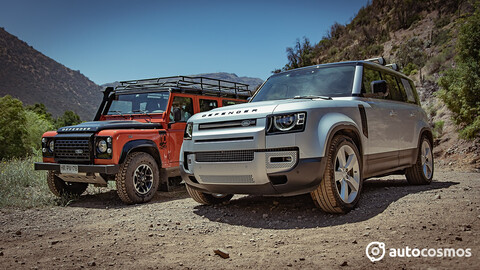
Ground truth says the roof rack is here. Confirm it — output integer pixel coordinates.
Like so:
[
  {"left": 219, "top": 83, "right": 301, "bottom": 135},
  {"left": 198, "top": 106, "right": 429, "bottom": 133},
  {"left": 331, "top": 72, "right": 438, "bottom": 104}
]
[
  {"left": 114, "top": 76, "right": 252, "bottom": 98},
  {"left": 364, "top": 57, "right": 386, "bottom": 65},
  {"left": 385, "top": 63, "right": 399, "bottom": 71}
]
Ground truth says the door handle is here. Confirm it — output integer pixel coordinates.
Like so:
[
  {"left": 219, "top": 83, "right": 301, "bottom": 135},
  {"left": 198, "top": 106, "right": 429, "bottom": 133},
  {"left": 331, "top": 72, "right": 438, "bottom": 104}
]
[{"left": 389, "top": 110, "right": 397, "bottom": 117}]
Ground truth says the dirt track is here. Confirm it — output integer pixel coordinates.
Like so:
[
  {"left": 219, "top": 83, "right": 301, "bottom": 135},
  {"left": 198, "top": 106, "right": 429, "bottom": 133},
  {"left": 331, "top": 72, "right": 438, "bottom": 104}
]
[{"left": 1, "top": 169, "right": 479, "bottom": 269}]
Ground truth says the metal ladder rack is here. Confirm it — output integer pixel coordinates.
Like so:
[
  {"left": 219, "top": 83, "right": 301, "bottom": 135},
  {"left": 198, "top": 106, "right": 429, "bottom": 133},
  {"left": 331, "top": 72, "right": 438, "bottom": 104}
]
[{"left": 114, "top": 76, "right": 252, "bottom": 98}]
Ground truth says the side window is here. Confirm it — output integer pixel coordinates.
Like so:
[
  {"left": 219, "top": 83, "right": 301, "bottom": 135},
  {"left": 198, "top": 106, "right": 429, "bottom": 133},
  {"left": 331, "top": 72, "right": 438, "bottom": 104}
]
[
  {"left": 383, "top": 73, "right": 405, "bottom": 102},
  {"left": 222, "top": 100, "right": 242, "bottom": 106},
  {"left": 362, "top": 67, "right": 383, "bottom": 97},
  {"left": 401, "top": 78, "right": 417, "bottom": 104},
  {"left": 169, "top": 96, "right": 194, "bottom": 122},
  {"left": 199, "top": 99, "right": 218, "bottom": 112}
]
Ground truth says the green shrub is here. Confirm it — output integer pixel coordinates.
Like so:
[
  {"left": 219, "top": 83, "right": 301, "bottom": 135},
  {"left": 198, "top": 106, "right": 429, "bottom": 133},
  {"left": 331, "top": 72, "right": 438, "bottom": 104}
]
[
  {"left": 438, "top": 7, "right": 480, "bottom": 139},
  {"left": 433, "top": 121, "right": 445, "bottom": 138},
  {"left": 0, "top": 154, "right": 55, "bottom": 207},
  {"left": 403, "top": 63, "right": 419, "bottom": 76},
  {"left": 0, "top": 95, "right": 29, "bottom": 159}
]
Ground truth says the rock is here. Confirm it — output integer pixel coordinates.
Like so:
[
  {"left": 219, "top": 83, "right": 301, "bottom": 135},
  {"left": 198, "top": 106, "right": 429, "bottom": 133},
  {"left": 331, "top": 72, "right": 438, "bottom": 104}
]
[
  {"left": 352, "top": 240, "right": 357, "bottom": 244},
  {"left": 262, "top": 214, "right": 268, "bottom": 219},
  {"left": 434, "top": 194, "right": 441, "bottom": 199},
  {"left": 214, "top": 249, "right": 230, "bottom": 259},
  {"left": 50, "top": 240, "right": 60, "bottom": 245},
  {"left": 0, "top": 251, "right": 3, "bottom": 256},
  {"left": 455, "top": 236, "right": 462, "bottom": 241},
  {"left": 299, "top": 257, "right": 305, "bottom": 261},
  {"left": 87, "top": 261, "right": 96, "bottom": 266},
  {"left": 15, "top": 230, "right": 21, "bottom": 236},
  {"left": 363, "top": 232, "right": 370, "bottom": 237},
  {"left": 287, "top": 263, "right": 293, "bottom": 267},
  {"left": 340, "top": 261, "right": 348, "bottom": 266}
]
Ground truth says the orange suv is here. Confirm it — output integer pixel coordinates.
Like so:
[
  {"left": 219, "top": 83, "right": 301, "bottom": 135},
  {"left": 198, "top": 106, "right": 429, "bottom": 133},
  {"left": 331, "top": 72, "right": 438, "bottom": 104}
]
[{"left": 34, "top": 76, "right": 251, "bottom": 204}]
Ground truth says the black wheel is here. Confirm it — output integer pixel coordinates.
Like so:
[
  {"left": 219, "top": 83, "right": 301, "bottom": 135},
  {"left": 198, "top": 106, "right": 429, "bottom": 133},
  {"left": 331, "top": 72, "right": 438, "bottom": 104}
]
[
  {"left": 310, "top": 135, "right": 363, "bottom": 214},
  {"left": 115, "top": 152, "right": 160, "bottom": 204},
  {"left": 406, "top": 135, "right": 434, "bottom": 185},
  {"left": 186, "top": 184, "right": 233, "bottom": 205},
  {"left": 47, "top": 171, "right": 88, "bottom": 197}
]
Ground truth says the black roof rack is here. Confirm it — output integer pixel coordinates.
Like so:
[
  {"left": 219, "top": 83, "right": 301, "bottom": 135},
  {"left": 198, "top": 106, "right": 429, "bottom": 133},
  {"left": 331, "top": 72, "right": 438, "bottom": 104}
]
[{"left": 114, "top": 76, "right": 252, "bottom": 98}]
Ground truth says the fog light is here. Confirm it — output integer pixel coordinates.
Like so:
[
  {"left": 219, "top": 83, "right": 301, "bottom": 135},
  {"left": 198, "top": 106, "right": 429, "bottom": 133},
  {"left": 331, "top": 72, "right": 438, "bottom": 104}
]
[{"left": 107, "top": 148, "right": 112, "bottom": 154}]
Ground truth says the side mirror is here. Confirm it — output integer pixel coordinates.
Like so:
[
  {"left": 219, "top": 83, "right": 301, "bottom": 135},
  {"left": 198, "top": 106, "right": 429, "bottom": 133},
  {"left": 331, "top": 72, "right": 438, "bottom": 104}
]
[{"left": 371, "top": 80, "right": 387, "bottom": 94}]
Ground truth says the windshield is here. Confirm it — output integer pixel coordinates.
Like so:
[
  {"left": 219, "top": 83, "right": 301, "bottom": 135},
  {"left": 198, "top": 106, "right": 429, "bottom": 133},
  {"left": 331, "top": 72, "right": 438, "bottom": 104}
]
[
  {"left": 107, "top": 92, "right": 170, "bottom": 115},
  {"left": 251, "top": 65, "right": 355, "bottom": 102}
]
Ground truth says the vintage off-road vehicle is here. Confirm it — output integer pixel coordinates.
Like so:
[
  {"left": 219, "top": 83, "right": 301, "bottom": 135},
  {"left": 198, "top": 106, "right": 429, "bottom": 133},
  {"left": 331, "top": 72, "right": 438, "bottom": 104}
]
[
  {"left": 34, "top": 76, "right": 251, "bottom": 204},
  {"left": 180, "top": 58, "right": 434, "bottom": 213}
]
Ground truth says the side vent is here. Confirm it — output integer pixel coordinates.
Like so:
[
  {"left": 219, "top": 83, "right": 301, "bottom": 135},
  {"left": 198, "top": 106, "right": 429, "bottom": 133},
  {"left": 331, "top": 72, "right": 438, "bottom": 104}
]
[{"left": 358, "top": 105, "right": 368, "bottom": 138}]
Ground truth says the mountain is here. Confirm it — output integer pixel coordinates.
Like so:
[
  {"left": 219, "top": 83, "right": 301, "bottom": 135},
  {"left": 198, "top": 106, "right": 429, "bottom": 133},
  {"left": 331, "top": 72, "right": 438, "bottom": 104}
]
[
  {"left": 0, "top": 27, "right": 102, "bottom": 120},
  {"left": 102, "top": 73, "right": 264, "bottom": 92},
  {"left": 278, "top": 0, "right": 479, "bottom": 171}
]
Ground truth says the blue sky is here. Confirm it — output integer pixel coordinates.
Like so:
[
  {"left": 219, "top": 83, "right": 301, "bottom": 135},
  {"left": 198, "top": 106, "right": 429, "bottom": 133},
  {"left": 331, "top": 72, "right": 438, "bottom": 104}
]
[{"left": 0, "top": 0, "right": 369, "bottom": 85}]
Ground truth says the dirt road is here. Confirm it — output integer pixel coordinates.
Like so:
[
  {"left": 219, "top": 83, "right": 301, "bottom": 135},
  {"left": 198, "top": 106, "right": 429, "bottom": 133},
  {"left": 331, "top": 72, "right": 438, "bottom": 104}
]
[{"left": 1, "top": 170, "right": 479, "bottom": 269}]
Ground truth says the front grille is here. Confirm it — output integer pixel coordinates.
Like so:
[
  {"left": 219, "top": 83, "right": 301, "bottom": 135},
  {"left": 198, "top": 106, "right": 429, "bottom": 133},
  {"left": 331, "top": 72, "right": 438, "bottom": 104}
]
[
  {"left": 195, "top": 150, "right": 254, "bottom": 162},
  {"left": 55, "top": 138, "right": 92, "bottom": 163},
  {"left": 199, "top": 175, "right": 254, "bottom": 183}
]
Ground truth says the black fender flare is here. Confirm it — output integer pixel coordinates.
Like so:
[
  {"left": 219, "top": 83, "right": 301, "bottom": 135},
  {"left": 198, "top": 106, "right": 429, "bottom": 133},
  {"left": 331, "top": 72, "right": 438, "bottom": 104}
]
[{"left": 118, "top": 139, "right": 162, "bottom": 168}]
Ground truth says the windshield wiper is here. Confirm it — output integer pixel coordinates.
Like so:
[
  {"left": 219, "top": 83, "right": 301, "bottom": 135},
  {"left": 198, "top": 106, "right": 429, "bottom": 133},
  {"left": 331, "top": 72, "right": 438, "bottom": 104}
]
[
  {"left": 293, "top": 95, "right": 332, "bottom": 100},
  {"left": 108, "top": 110, "right": 124, "bottom": 115},
  {"left": 132, "top": 110, "right": 152, "bottom": 122}
]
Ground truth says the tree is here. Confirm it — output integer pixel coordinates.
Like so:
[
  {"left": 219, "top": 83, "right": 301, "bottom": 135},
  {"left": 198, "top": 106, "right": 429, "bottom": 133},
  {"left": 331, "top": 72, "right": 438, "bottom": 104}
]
[
  {"left": 438, "top": 7, "right": 480, "bottom": 139},
  {"left": 0, "top": 95, "right": 28, "bottom": 159},
  {"left": 26, "top": 103, "right": 53, "bottom": 122},
  {"left": 55, "top": 110, "right": 82, "bottom": 129},
  {"left": 284, "top": 37, "right": 314, "bottom": 71}
]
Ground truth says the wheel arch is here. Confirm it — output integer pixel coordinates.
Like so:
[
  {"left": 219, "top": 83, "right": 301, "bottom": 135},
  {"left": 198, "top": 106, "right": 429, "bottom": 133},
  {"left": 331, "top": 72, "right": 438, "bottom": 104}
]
[
  {"left": 318, "top": 113, "right": 363, "bottom": 158},
  {"left": 118, "top": 139, "right": 162, "bottom": 169}
]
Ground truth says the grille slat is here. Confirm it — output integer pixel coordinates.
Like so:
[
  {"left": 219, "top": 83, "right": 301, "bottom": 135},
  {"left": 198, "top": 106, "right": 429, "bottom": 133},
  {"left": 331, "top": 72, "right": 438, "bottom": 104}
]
[
  {"left": 195, "top": 150, "right": 254, "bottom": 162},
  {"left": 55, "top": 138, "right": 91, "bottom": 162}
]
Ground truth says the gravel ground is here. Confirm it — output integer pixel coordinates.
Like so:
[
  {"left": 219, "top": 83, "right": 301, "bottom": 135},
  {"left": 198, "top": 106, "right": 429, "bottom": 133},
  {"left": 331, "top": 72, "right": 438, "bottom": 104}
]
[{"left": 0, "top": 169, "right": 479, "bottom": 269}]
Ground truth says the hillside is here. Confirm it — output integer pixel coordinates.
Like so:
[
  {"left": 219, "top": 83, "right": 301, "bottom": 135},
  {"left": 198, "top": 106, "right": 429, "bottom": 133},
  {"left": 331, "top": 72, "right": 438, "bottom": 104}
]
[
  {"left": 0, "top": 28, "right": 102, "bottom": 120},
  {"left": 278, "top": 0, "right": 479, "bottom": 171}
]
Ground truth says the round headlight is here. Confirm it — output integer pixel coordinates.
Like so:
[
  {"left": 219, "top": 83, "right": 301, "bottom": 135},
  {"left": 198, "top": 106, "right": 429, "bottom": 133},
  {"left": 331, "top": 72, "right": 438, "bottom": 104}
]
[
  {"left": 273, "top": 114, "right": 296, "bottom": 131},
  {"left": 42, "top": 138, "right": 47, "bottom": 143},
  {"left": 49, "top": 140, "right": 55, "bottom": 151},
  {"left": 98, "top": 140, "right": 108, "bottom": 153}
]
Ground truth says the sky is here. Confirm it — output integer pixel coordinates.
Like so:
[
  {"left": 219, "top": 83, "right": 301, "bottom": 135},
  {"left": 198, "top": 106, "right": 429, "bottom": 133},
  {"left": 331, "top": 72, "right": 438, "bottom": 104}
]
[{"left": 0, "top": 0, "right": 369, "bottom": 85}]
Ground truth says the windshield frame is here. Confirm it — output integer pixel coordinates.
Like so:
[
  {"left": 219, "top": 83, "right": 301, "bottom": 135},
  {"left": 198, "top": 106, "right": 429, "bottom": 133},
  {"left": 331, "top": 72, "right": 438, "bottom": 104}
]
[
  {"left": 105, "top": 91, "right": 171, "bottom": 116},
  {"left": 250, "top": 63, "right": 356, "bottom": 102}
]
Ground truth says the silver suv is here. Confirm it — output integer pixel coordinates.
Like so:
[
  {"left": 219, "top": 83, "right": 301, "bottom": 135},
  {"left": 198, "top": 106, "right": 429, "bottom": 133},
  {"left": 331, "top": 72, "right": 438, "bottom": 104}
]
[{"left": 180, "top": 58, "right": 434, "bottom": 213}]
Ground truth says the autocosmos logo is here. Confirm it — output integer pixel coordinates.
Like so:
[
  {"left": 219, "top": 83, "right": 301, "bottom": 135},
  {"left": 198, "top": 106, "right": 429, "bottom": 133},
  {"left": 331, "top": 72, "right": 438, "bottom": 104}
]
[{"left": 366, "top": 241, "right": 472, "bottom": 262}]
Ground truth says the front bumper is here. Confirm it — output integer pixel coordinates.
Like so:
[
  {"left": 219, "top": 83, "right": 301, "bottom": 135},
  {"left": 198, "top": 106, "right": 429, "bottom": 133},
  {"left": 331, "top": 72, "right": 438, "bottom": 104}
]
[
  {"left": 34, "top": 162, "right": 119, "bottom": 174},
  {"left": 181, "top": 157, "right": 326, "bottom": 196}
]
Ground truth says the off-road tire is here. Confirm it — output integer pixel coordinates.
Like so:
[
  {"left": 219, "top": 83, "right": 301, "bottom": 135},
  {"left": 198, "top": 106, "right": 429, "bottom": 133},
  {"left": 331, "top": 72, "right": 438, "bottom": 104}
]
[
  {"left": 115, "top": 152, "right": 160, "bottom": 204},
  {"left": 406, "top": 135, "right": 434, "bottom": 185},
  {"left": 47, "top": 171, "right": 88, "bottom": 197},
  {"left": 186, "top": 184, "right": 233, "bottom": 205},
  {"left": 310, "top": 135, "right": 363, "bottom": 214}
]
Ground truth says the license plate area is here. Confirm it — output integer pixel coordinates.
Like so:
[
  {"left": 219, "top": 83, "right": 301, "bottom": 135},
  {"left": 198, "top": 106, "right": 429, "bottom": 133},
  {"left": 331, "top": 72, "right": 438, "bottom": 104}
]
[{"left": 60, "top": 164, "right": 78, "bottom": 174}]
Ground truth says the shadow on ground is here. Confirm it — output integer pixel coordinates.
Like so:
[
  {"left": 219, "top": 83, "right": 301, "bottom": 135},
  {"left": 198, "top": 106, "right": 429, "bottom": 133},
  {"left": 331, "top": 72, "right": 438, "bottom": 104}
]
[
  {"left": 192, "top": 179, "right": 458, "bottom": 230},
  {"left": 66, "top": 185, "right": 190, "bottom": 209}
]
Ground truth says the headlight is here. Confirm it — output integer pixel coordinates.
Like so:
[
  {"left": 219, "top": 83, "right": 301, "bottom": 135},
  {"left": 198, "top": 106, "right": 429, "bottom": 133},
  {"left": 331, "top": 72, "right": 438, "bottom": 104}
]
[
  {"left": 95, "top": 136, "right": 112, "bottom": 159},
  {"left": 267, "top": 112, "right": 306, "bottom": 135},
  {"left": 49, "top": 140, "right": 55, "bottom": 151},
  {"left": 97, "top": 140, "right": 108, "bottom": 153},
  {"left": 184, "top": 122, "right": 193, "bottom": 140}
]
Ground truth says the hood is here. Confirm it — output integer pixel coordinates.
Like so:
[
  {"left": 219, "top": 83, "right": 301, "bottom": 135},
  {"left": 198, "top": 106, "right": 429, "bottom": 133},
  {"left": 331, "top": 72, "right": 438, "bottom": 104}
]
[
  {"left": 191, "top": 99, "right": 330, "bottom": 123},
  {"left": 57, "top": 120, "right": 163, "bottom": 133}
]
